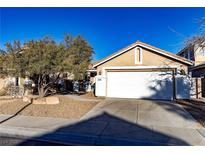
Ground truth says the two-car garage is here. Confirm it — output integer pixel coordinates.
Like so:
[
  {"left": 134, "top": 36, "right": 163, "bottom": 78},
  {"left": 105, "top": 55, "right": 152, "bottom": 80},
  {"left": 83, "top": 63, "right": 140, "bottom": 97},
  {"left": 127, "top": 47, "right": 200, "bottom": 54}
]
[
  {"left": 93, "top": 41, "right": 193, "bottom": 100},
  {"left": 95, "top": 67, "right": 191, "bottom": 100},
  {"left": 106, "top": 70, "right": 173, "bottom": 100}
]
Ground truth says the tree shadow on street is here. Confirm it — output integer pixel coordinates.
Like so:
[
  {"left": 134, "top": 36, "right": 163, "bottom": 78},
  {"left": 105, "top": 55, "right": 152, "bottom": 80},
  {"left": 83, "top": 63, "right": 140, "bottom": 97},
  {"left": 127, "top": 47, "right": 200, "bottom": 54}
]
[{"left": 17, "top": 112, "right": 189, "bottom": 146}]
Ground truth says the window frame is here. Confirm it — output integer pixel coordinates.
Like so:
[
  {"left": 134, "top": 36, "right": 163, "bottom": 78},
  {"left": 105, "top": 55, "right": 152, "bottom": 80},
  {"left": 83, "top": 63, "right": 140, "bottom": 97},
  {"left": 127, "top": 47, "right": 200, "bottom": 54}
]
[{"left": 134, "top": 47, "right": 142, "bottom": 64}]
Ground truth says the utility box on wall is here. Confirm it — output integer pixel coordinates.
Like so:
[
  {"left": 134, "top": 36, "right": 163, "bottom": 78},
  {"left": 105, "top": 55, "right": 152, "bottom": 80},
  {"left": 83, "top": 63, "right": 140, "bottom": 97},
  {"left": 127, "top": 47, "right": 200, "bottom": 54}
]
[{"left": 95, "top": 75, "right": 106, "bottom": 97}]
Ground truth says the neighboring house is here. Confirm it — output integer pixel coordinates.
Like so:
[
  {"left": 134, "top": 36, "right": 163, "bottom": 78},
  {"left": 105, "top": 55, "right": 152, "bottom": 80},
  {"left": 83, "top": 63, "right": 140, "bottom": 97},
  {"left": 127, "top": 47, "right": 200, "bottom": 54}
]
[
  {"left": 0, "top": 48, "right": 25, "bottom": 93},
  {"left": 0, "top": 76, "right": 24, "bottom": 96},
  {"left": 177, "top": 43, "right": 205, "bottom": 99},
  {"left": 85, "top": 63, "right": 97, "bottom": 92},
  {"left": 86, "top": 63, "right": 97, "bottom": 83},
  {"left": 177, "top": 43, "right": 205, "bottom": 65},
  {"left": 92, "top": 40, "right": 193, "bottom": 100}
]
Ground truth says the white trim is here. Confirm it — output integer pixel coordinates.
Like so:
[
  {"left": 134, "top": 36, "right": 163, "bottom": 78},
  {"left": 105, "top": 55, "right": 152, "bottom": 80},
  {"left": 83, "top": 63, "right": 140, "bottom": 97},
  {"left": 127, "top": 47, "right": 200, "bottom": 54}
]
[
  {"left": 18, "top": 77, "right": 21, "bottom": 86},
  {"left": 102, "top": 65, "right": 179, "bottom": 75},
  {"left": 134, "top": 47, "right": 142, "bottom": 64},
  {"left": 93, "top": 42, "right": 192, "bottom": 68}
]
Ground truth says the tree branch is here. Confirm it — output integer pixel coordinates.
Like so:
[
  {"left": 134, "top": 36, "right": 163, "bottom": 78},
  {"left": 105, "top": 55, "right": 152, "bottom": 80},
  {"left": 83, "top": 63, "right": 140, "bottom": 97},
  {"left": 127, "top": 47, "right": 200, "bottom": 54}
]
[{"left": 43, "top": 73, "right": 61, "bottom": 90}]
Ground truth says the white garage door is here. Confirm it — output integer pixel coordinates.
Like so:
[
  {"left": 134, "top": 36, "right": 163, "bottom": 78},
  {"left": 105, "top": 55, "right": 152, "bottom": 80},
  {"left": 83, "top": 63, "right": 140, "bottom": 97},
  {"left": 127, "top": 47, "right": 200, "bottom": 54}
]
[{"left": 107, "top": 71, "right": 173, "bottom": 100}]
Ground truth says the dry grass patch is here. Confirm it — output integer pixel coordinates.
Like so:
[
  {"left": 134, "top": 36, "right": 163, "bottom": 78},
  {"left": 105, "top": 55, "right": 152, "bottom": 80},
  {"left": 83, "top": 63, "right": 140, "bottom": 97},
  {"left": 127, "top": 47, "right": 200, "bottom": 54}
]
[{"left": 0, "top": 95, "right": 98, "bottom": 119}]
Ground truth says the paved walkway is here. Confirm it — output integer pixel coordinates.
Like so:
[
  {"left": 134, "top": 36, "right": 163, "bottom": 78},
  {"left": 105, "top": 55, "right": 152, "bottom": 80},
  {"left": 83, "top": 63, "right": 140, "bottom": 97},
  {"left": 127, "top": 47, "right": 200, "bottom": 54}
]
[
  {"left": 0, "top": 99, "right": 205, "bottom": 145},
  {"left": 65, "top": 94, "right": 101, "bottom": 102}
]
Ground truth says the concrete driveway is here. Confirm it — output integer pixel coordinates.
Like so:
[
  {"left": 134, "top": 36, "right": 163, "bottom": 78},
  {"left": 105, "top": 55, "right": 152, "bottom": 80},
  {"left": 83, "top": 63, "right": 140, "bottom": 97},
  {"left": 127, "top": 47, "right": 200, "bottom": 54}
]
[
  {"left": 80, "top": 98, "right": 205, "bottom": 145},
  {"left": 1, "top": 98, "right": 205, "bottom": 145}
]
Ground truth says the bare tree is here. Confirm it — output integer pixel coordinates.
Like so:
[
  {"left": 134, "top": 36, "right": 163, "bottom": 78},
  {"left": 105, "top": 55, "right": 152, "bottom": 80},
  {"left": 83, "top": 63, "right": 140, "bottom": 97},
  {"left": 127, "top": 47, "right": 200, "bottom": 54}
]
[{"left": 184, "top": 17, "right": 205, "bottom": 54}]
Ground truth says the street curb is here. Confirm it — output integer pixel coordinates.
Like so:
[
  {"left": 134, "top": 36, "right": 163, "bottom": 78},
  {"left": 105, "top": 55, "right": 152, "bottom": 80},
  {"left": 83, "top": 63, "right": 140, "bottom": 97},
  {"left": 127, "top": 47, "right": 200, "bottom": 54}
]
[
  {"left": 0, "top": 125, "right": 88, "bottom": 145},
  {"left": 0, "top": 133, "right": 72, "bottom": 145},
  {"left": 0, "top": 125, "right": 180, "bottom": 146}
]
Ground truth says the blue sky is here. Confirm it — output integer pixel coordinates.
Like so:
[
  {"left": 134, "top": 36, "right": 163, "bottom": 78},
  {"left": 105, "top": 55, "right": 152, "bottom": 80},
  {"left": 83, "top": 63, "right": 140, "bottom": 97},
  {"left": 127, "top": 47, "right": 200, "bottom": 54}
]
[{"left": 0, "top": 7, "right": 205, "bottom": 61}]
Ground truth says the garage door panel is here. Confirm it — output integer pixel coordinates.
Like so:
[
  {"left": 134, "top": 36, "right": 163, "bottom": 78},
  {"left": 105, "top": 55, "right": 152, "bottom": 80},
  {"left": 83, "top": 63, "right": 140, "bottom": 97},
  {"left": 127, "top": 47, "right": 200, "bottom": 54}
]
[{"left": 107, "top": 71, "right": 173, "bottom": 100}]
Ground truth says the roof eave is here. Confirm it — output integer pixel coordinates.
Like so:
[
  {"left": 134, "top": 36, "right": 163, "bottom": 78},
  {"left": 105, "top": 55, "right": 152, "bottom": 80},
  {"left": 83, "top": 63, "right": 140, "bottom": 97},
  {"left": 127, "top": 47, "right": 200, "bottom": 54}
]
[{"left": 93, "top": 42, "right": 193, "bottom": 68}]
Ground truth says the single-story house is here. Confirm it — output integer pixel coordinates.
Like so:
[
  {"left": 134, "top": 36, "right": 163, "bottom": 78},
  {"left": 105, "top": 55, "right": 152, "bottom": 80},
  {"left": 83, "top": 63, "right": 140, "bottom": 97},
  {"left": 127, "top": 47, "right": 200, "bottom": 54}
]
[{"left": 92, "top": 40, "right": 193, "bottom": 100}]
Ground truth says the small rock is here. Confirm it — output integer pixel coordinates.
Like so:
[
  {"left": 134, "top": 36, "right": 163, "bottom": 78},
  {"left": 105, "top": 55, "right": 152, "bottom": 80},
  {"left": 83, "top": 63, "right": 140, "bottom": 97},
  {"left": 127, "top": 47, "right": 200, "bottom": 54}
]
[
  {"left": 46, "top": 96, "right": 60, "bottom": 104},
  {"left": 32, "top": 96, "right": 59, "bottom": 105},
  {"left": 33, "top": 98, "right": 46, "bottom": 104},
  {"left": 23, "top": 96, "right": 32, "bottom": 103}
]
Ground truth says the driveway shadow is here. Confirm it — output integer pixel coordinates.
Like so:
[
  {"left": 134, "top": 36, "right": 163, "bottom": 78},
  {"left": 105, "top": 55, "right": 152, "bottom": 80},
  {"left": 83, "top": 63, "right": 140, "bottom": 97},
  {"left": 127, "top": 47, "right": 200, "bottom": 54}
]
[{"left": 17, "top": 112, "right": 189, "bottom": 146}]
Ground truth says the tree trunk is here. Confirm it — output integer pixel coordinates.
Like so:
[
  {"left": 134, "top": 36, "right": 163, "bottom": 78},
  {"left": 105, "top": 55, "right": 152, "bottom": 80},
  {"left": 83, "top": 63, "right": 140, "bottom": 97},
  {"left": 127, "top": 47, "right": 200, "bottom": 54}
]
[
  {"left": 38, "top": 87, "right": 45, "bottom": 98},
  {"left": 37, "top": 73, "right": 61, "bottom": 98},
  {"left": 37, "top": 74, "right": 45, "bottom": 98}
]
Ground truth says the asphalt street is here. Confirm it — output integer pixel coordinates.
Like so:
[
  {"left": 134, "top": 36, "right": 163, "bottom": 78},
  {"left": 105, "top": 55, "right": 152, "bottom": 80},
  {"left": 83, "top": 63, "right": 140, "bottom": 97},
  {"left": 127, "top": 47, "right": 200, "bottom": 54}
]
[{"left": 0, "top": 136, "right": 65, "bottom": 146}]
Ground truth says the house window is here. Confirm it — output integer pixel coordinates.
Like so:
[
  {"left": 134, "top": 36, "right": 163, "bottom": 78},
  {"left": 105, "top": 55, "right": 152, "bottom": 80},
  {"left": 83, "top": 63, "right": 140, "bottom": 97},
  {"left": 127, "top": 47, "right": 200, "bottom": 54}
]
[
  {"left": 183, "top": 51, "right": 192, "bottom": 60},
  {"left": 184, "top": 52, "right": 188, "bottom": 59},
  {"left": 135, "top": 47, "right": 142, "bottom": 64},
  {"left": 189, "top": 51, "right": 194, "bottom": 60}
]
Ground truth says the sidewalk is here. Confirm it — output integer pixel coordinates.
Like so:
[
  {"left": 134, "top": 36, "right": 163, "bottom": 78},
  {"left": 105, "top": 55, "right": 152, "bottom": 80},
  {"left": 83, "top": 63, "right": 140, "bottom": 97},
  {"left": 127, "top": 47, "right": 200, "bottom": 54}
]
[
  {"left": 0, "top": 114, "right": 187, "bottom": 146},
  {"left": 1, "top": 113, "right": 205, "bottom": 145},
  {"left": 0, "top": 114, "right": 91, "bottom": 145},
  {"left": 0, "top": 114, "right": 159, "bottom": 146}
]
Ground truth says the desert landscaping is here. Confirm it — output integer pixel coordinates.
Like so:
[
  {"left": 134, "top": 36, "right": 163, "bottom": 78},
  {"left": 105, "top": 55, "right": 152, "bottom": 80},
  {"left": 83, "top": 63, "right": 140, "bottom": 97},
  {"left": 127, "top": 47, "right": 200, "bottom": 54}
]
[{"left": 0, "top": 95, "right": 99, "bottom": 119}]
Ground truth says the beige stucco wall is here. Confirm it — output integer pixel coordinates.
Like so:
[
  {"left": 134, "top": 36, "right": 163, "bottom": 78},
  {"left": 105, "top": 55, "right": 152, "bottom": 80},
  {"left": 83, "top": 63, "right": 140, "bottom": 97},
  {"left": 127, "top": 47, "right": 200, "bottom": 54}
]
[
  {"left": 195, "top": 56, "right": 205, "bottom": 65},
  {"left": 194, "top": 46, "right": 205, "bottom": 65},
  {"left": 96, "top": 47, "right": 188, "bottom": 74}
]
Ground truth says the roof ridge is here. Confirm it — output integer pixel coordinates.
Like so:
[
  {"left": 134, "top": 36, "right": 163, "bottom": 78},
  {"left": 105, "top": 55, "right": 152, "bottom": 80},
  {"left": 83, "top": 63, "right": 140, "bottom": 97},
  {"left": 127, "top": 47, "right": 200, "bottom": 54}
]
[{"left": 93, "top": 40, "right": 193, "bottom": 67}]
